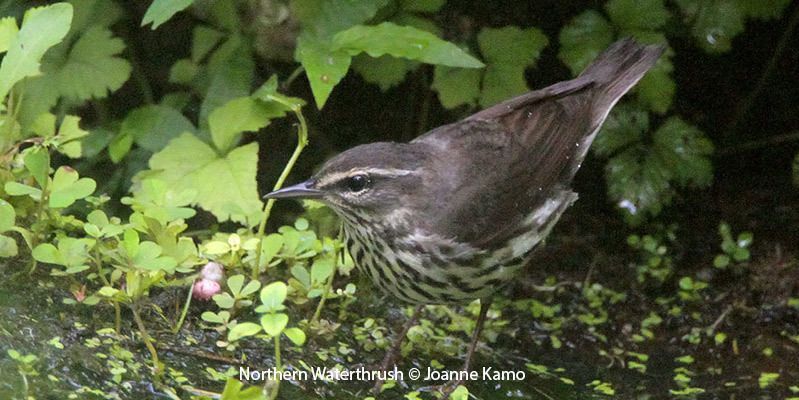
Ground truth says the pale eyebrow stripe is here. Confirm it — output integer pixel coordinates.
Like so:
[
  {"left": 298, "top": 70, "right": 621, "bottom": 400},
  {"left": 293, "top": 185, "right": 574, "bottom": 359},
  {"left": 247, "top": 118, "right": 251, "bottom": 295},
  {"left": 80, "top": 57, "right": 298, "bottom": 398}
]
[{"left": 316, "top": 167, "right": 417, "bottom": 188}]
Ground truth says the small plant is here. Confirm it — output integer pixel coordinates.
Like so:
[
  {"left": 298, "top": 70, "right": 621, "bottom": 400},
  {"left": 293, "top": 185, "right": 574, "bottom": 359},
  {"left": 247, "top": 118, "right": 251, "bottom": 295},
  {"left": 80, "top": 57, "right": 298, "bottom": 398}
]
[
  {"left": 627, "top": 226, "right": 676, "bottom": 283},
  {"left": 7, "top": 349, "right": 39, "bottom": 397},
  {"left": 713, "top": 222, "right": 753, "bottom": 270},
  {"left": 677, "top": 277, "right": 708, "bottom": 302}
]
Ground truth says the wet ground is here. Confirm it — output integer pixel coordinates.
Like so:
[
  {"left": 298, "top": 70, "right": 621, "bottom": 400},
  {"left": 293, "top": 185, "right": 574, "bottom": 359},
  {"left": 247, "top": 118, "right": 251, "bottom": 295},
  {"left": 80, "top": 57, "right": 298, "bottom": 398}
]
[{"left": 1, "top": 174, "right": 798, "bottom": 400}]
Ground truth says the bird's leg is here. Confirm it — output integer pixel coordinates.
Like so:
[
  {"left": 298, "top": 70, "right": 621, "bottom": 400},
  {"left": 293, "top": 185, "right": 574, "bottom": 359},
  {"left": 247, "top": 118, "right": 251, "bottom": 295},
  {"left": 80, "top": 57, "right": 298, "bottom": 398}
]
[
  {"left": 437, "top": 300, "right": 491, "bottom": 398},
  {"left": 372, "top": 305, "right": 424, "bottom": 394}
]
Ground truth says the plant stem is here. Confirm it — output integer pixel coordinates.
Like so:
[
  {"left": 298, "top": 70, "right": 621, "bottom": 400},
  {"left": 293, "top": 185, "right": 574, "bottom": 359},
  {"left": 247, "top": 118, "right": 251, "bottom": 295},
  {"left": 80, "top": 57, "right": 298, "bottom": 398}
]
[
  {"left": 252, "top": 99, "right": 308, "bottom": 280},
  {"left": 281, "top": 66, "right": 305, "bottom": 91},
  {"left": 131, "top": 303, "right": 162, "bottom": 376},
  {"left": 311, "top": 227, "right": 343, "bottom": 325},
  {"left": 28, "top": 180, "right": 50, "bottom": 274},
  {"left": 171, "top": 283, "right": 194, "bottom": 334},
  {"left": 114, "top": 302, "right": 121, "bottom": 333},
  {"left": 268, "top": 335, "right": 282, "bottom": 400}
]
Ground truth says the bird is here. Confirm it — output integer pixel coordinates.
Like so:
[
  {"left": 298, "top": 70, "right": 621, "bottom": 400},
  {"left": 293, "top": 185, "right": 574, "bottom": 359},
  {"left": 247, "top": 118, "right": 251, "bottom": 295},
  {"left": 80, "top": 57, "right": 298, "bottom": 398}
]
[{"left": 265, "top": 38, "right": 663, "bottom": 395}]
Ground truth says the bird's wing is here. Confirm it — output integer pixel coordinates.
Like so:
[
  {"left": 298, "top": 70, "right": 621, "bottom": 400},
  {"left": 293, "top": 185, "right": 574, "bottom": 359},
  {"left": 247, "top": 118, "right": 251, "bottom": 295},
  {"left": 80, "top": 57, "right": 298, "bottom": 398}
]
[{"left": 413, "top": 39, "right": 663, "bottom": 249}]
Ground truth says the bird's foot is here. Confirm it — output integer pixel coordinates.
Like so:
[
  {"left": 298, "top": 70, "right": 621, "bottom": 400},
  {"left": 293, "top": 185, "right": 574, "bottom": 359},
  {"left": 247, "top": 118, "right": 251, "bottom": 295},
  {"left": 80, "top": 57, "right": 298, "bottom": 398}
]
[{"left": 370, "top": 346, "right": 401, "bottom": 394}]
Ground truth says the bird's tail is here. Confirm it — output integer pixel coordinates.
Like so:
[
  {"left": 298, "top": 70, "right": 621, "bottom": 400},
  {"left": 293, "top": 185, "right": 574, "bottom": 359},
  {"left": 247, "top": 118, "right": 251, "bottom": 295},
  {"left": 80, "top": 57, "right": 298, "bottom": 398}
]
[{"left": 579, "top": 38, "right": 664, "bottom": 125}]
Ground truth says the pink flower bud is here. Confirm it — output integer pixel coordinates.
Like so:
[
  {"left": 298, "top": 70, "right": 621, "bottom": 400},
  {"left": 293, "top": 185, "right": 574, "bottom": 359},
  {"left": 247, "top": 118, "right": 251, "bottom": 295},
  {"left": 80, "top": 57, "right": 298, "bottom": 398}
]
[
  {"left": 193, "top": 279, "right": 221, "bottom": 300},
  {"left": 200, "top": 262, "right": 224, "bottom": 283}
]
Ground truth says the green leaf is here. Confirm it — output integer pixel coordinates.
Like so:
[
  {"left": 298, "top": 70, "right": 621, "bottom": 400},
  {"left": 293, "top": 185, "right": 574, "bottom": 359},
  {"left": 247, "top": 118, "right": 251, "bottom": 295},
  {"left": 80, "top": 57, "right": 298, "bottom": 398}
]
[
  {"left": 310, "top": 257, "right": 334, "bottom": 285},
  {"left": 400, "top": 0, "right": 446, "bottom": 13},
  {"left": 675, "top": 0, "right": 745, "bottom": 53},
  {"left": 33, "top": 237, "right": 92, "bottom": 268},
  {"left": 260, "top": 313, "right": 288, "bottom": 336},
  {"left": 0, "top": 200, "right": 14, "bottom": 232},
  {"left": 291, "top": 0, "right": 389, "bottom": 38},
  {"left": 283, "top": 327, "right": 307, "bottom": 346},
  {"left": 208, "top": 97, "right": 287, "bottom": 154},
  {"left": 351, "top": 55, "right": 418, "bottom": 91},
  {"left": 652, "top": 117, "right": 714, "bottom": 187},
  {"left": 4, "top": 182, "right": 42, "bottom": 199},
  {"left": 145, "top": 133, "right": 262, "bottom": 224},
  {"left": 32, "top": 243, "right": 60, "bottom": 264},
  {"left": 636, "top": 49, "right": 675, "bottom": 114},
  {"left": 227, "top": 322, "right": 261, "bottom": 341},
  {"left": 713, "top": 254, "right": 730, "bottom": 269},
  {"left": 142, "top": 0, "right": 195, "bottom": 30},
  {"left": 0, "top": 3, "right": 73, "bottom": 101},
  {"left": 291, "top": 264, "right": 311, "bottom": 288},
  {"left": 213, "top": 293, "right": 236, "bottom": 309},
  {"left": 0, "top": 235, "right": 19, "bottom": 258},
  {"left": 0, "top": 17, "right": 19, "bottom": 54},
  {"left": 605, "top": 0, "right": 670, "bottom": 31},
  {"left": 122, "top": 178, "right": 197, "bottom": 223},
  {"left": 432, "top": 66, "right": 481, "bottom": 109},
  {"left": 333, "top": 23, "right": 484, "bottom": 68},
  {"left": 199, "top": 36, "right": 255, "bottom": 129},
  {"left": 476, "top": 26, "right": 548, "bottom": 106},
  {"left": 260, "top": 281, "right": 287, "bottom": 312},
  {"left": 108, "top": 131, "right": 134, "bottom": 163},
  {"left": 52, "top": 25, "right": 131, "bottom": 100},
  {"left": 191, "top": 25, "right": 225, "bottom": 63},
  {"left": 227, "top": 274, "right": 245, "bottom": 296},
  {"left": 252, "top": 75, "right": 306, "bottom": 109},
  {"left": 121, "top": 105, "right": 196, "bottom": 153},
  {"left": 240, "top": 280, "right": 261, "bottom": 297},
  {"left": 49, "top": 167, "right": 96, "bottom": 208},
  {"left": 295, "top": 36, "right": 352, "bottom": 108},
  {"left": 605, "top": 146, "right": 672, "bottom": 224},
  {"left": 56, "top": 115, "right": 89, "bottom": 158},
  {"left": 558, "top": 10, "right": 614, "bottom": 75},
  {"left": 594, "top": 105, "right": 648, "bottom": 157},
  {"left": 23, "top": 147, "right": 50, "bottom": 188}
]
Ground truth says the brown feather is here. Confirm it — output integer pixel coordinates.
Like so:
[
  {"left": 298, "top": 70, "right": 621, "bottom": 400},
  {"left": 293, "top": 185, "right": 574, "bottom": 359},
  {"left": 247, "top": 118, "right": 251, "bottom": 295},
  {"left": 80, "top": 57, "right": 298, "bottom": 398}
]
[{"left": 414, "top": 39, "right": 664, "bottom": 248}]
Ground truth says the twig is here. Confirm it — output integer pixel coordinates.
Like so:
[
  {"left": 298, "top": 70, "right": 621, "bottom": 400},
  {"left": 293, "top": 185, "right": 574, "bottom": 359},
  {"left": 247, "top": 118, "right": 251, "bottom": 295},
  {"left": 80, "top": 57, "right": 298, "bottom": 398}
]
[
  {"left": 707, "top": 305, "right": 733, "bottom": 335},
  {"left": 716, "top": 130, "right": 799, "bottom": 157}
]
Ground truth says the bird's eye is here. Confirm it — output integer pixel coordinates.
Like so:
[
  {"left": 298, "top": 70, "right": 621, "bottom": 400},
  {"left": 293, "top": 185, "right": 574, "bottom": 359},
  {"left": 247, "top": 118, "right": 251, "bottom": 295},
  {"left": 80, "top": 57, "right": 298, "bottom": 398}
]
[{"left": 345, "top": 174, "right": 370, "bottom": 193}]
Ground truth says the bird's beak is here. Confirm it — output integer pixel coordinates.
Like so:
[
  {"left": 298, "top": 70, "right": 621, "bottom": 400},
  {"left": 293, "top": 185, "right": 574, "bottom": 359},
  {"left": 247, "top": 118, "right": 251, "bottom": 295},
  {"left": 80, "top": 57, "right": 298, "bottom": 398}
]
[{"left": 263, "top": 179, "right": 323, "bottom": 200}]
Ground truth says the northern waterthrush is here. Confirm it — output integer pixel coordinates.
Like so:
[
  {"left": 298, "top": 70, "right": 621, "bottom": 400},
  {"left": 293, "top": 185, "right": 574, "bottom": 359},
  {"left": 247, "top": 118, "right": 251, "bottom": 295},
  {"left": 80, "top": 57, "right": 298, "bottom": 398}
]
[{"left": 266, "top": 39, "right": 663, "bottom": 393}]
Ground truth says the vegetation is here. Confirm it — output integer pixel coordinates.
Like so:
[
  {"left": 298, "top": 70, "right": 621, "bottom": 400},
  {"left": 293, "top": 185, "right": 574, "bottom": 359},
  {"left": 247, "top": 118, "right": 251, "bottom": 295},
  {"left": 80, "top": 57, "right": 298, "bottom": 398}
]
[{"left": 0, "top": 0, "right": 797, "bottom": 399}]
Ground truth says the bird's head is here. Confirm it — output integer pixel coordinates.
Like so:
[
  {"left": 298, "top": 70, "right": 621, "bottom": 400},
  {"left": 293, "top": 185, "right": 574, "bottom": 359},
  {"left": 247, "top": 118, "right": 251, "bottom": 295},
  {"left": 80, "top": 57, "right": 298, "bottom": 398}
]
[{"left": 264, "top": 142, "right": 432, "bottom": 223}]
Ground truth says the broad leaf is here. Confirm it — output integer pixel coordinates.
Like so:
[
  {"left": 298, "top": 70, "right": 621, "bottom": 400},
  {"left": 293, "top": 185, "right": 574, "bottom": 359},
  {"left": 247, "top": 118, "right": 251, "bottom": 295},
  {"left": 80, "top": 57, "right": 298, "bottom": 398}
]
[
  {"left": 295, "top": 36, "right": 351, "bottom": 108},
  {"left": 53, "top": 25, "right": 131, "bottom": 100},
  {"left": 605, "top": 0, "right": 670, "bottom": 32},
  {"left": 291, "top": 0, "right": 389, "bottom": 38},
  {"left": 260, "top": 313, "right": 288, "bottom": 336},
  {"left": 23, "top": 147, "right": 50, "bottom": 188},
  {"left": 259, "top": 281, "right": 287, "bottom": 312},
  {"left": 0, "top": 17, "right": 19, "bottom": 54},
  {"left": 0, "top": 200, "right": 15, "bottom": 232},
  {"left": 142, "top": 0, "right": 195, "bottom": 30},
  {"left": 122, "top": 105, "right": 196, "bottom": 153},
  {"left": 283, "top": 327, "right": 307, "bottom": 346},
  {"left": 333, "top": 23, "right": 484, "bottom": 68},
  {"left": 208, "top": 97, "right": 288, "bottom": 154},
  {"left": 227, "top": 322, "right": 262, "bottom": 341},
  {"left": 0, "top": 3, "right": 73, "bottom": 101},
  {"left": 476, "top": 26, "right": 548, "bottom": 106},
  {"left": 558, "top": 10, "right": 614, "bottom": 75},
  {"left": 49, "top": 167, "right": 96, "bottom": 208},
  {"left": 145, "top": 133, "right": 262, "bottom": 224},
  {"left": 432, "top": 66, "right": 481, "bottom": 109}
]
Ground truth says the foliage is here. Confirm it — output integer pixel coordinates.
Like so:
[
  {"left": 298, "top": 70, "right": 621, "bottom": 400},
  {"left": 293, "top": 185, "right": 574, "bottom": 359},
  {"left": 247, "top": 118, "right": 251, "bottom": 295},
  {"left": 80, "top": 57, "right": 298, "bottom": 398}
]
[
  {"left": 713, "top": 222, "right": 753, "bottom": 270},
  {"left": 0, "top": 0, "right": 795, "bottom": 399}
]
